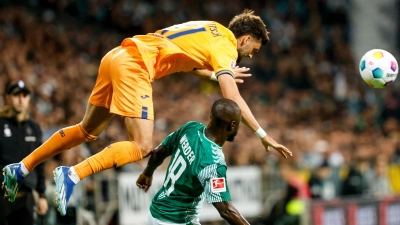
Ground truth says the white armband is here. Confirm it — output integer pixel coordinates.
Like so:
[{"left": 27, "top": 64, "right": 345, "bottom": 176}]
[
  {"left": 210, "top": 72, "right": 218, "bottom": 81},
  {"left": 255, "top": 127, "right": 267, "bottom": 138}
]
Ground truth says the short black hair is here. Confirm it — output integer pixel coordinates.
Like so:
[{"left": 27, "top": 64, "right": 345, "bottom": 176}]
[
  {"left": 228, "top": 9, "right": 270, "bottom": 45},
  {"left": 211, "top": 99, "right": 241, "bottom": 126}
]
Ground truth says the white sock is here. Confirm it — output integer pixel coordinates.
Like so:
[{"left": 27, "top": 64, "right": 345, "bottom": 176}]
[
  {"left": 19, "top": 162, "right": 29, "bottom": 177},
  {"left": 68, "top": 167, "right": 80, "bottom": 184}
]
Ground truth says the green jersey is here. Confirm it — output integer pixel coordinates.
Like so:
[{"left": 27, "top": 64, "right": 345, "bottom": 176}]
[{"left": 150, "top": 121, "right": 231, "bottom": 224}]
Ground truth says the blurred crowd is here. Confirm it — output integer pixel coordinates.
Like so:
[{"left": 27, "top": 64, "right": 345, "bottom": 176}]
[{"left": 1, "top": 0, "right": 400, "bottom": 224}]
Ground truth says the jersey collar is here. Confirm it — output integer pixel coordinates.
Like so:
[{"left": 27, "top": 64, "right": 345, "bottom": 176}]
[{"left": 201, "top": 127, "right": 222, "bottom": 149}]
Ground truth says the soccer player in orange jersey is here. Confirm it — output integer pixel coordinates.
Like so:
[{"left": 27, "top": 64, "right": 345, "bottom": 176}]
[{"left": 2, "top": 10, "right": 292, "bottom": 215}]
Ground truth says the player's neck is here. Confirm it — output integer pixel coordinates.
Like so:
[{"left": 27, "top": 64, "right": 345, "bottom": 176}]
[{"left": 205, "top": 128, "right": 225, "bottom": 147}]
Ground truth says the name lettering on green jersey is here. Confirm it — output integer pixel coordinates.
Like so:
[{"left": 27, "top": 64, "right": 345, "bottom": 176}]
[{"left": 180, "top": 134, "right": 195, "bottom": 165}]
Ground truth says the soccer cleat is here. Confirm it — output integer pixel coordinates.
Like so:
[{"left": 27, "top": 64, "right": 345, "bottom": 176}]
[
  {"left": 54, "top": 166, "right": 76, "bottom": 216},
  {"left": 2, "top": 163, "right": 25, "bottom": 202}
]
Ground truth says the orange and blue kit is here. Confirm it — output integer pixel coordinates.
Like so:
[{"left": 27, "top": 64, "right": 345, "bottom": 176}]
[{"left": 89, "top": 21, "right": 238, "bottom": 120}]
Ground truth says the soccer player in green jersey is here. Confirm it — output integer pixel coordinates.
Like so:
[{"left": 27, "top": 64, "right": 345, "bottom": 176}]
[{"left": 136, "top": 98, "right": 249, "bottom": 225}]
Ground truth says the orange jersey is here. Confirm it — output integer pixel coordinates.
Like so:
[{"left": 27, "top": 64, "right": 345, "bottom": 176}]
[
  {"left": 89, "top": 21, "right": 238, "bottom": 119},
  {"left": 121, "top": 21, "right": 238, "bottom": 80}
]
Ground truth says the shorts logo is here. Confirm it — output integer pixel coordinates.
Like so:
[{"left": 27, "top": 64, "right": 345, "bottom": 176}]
[
  {"left": 59, "top": 130, "right": 65, "bottom": 137},
  {"left": 140, "top": 95, "right": 150, "bottom": 99},
  {"left": 211, "top": 177, "right": 226, "bottom": 193}
]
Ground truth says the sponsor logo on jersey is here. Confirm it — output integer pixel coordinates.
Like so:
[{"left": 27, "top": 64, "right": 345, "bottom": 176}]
[{"left": 211, "top": 177, "right": 226, "bottom": 193}]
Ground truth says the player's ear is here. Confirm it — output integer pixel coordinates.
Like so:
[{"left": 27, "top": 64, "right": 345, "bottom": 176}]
[
  {"left": 243, "top": 35, "right": 251, "bottom": 45},
  {"left": 228, "top": 121, "right": 236, "bottom": 131},
  {"left": 237, "top": 35, "right": 250, "bottom": 47}
]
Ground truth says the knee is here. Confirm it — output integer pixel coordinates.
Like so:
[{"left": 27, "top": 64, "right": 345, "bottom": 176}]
[
  {"left": 138, "top": 142, "right": 153, "bottom": 158},
  {"left": 77, "top": 123, "right": 98, "bottom": 141},
  {"left": 79, "top": 122, "right": 96, "bottom": 136}
]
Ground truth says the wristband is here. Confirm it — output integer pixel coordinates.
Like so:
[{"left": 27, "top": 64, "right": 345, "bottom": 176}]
[
  {"left": 210, "top": 72, "right": 218, "bottom": 81},
  {"left": 255, "top": 127, "right": 267, "bottom": 138}
]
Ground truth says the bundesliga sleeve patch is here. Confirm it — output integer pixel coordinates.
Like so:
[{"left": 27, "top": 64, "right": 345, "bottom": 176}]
[{"left": 211, "top": 178, "right": 226, "bottom": 193}]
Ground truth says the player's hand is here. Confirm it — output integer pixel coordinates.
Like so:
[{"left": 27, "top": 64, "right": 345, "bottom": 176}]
[
  {"left": 233, "top": 66, "right": 251, "bottom": 83},
  {"left": 136, "top": 173, "right": 153, "bottom": 193},
  {"left": 37, "top": 197, "right": 48, "bottom": 215},
  {"left": 261, "top": 135, "right": 292, "bottom": 159}
]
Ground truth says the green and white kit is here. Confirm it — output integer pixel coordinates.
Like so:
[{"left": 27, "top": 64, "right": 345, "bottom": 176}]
[{"left": 150, "top": 121, "right": 231, "bottom": 224}]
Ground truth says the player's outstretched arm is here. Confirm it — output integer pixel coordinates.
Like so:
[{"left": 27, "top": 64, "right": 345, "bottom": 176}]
[
  {"left": 191, "top": 67, "right": 251, "bottom": 83},
  {"left": 213, "top": 201, "right": 250, "bottom": 225},
  {"left": 136, "top": 145, "right": 171, "bottom": 192},
  {"left": 217, "top": 74, "right": 292, "bottom": 158}
]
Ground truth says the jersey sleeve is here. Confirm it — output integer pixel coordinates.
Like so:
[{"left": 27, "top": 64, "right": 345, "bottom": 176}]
[
  {"left": 161, "top": 131, "right": 180, "bottom": 155},
  {"left": 210, "top": 38, "right": 238, "bottom": 79},
  {"left": 198, "top": 164, "right": 231, "bottom": 203}
]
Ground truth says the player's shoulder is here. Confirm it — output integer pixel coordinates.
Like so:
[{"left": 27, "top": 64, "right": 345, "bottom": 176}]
[
  {"left": 187, "top": 20, "right": 233, "bottom": 38},
  {"left": 212, "top": 21, "right": 228, "bottom": 29},
  {"left": 197, "top": 140, "right": 226, "bottom": 166},
  {"left": 175, "top": 121, "right": 205, "bottom": 140},
  {"left": 181, "top": 121, "right": 205, "bottom": 130}
]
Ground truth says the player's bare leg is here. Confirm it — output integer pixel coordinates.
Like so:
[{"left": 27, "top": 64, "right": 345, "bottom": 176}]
[
  {"left": 53, "top": 103, "right": 116, "bottom": 215},
  {"left": 72, "top": 116, "right": 154, "bottom": 179},
  {"left": 54, "top": 116, "right": 154, "bottom": 215},
  {"left": 124, "top": 117, "right": 154, "bottom": 158},
  {"left": 80, "top": 103, "right": 115, "bottom": 136},
  {"left": 23, "top": 103, "right": 114, "bottom": 170}
]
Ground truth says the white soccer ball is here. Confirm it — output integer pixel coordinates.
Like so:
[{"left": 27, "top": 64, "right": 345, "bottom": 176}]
[{"left": 359, "top": 49, "right": 398, "bottom": 88}]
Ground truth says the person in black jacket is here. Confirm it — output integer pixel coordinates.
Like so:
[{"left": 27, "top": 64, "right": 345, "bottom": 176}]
[
  {"left": 0, "top": 80, "right": 48, "bottom": 225},
  {"left": 308, "top": 160, "right": 335, "bottom": 199}
]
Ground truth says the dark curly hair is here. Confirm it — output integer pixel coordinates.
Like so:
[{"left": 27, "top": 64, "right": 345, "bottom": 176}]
[{"left": 228, "top": 9, "right": 269, "bottom": 45}]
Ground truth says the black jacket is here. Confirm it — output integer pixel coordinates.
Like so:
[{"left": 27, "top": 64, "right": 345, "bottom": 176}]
[
  {"left": 341, "top": 166, "right": 370, "bottom": 197},
  {"left": 0, "top": 106, "right": 46, "bottom": 196}
]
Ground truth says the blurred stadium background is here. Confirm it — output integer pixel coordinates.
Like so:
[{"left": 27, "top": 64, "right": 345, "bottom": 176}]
[{"left": 1, "top": 0, "right": 400, "bottom": 225}]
